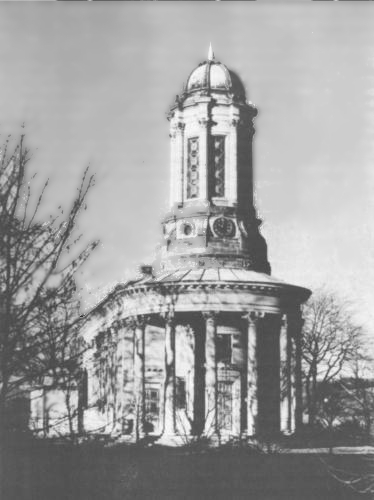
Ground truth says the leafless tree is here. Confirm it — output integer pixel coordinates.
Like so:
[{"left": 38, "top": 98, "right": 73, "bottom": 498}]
[
  {"left": 338, "top": 345, "right": 374, "bottom": 440},
  {"left": 301, "top": 290, "right": 364, "bottom": 427},
  {"left": 300, "top": 292, "right": 374, "bottom": 495},
  {"left": 0, "top": 133, "right": 97, "bottom": 439}
]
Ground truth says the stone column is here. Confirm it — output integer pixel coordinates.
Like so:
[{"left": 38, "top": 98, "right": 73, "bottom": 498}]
[
  {"left": 169, "top": 125, "right": 177, "bottom": 207},
  {"left": 163, "top": 312, "right": 176, "bottom": 436},
  {"left": 199, "top": 116, "right": 209, "bottom": 200},
  {"left": 228, "top": 118, "right": 239, "bottom": 204},
  {"left": 203, "top": 311, "right": 218, "bottom": 435},
  {"left": 237, "top": 325, "right": 247, "bottom": 437},
  {"left": 133, "top": 316, "right": 146, "bottom": 441},
  {"left": 115, "top": 321, "right": 127, "bottom": 434},
  {"left": 280, "top": 315, "right": 293, "bottom": 434},
  {"left": 288, "top": 329, "right": 296, "bottom": 434},
  {"left": 246, "top": 312, "right": 261, "bottom": 436},
  {"left": 193, "top": 318, "right": 205, "bottom": 435},
  {"left": 288, "top": 310, "right": 303, "bottom": 433},
  {"left": 169, "top": 120, "right": 185, "bottom": 206},
  {"left": 177, "top": 123, "right": 185, "bottom": 204}
]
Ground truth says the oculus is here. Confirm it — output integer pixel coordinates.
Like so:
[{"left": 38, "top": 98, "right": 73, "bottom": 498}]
[
  {"left": 177, "top": 220, "right": 196, "bottom": 239},
  {"left": 183, "top": 223, "right": 193, "bottom": 236}
]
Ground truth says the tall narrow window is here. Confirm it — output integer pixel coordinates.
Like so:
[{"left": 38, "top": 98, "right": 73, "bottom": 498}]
[
  {"left": 79, "top": 369, "right": 88, "bottom": 409},
  {"left": 176, "top": 377, "right": 187, "bottom": 409},
  {"left": 209, "top": 135, "right": 225, "bottom": 198},
  {"left": 216, "top": 334, "right": 232, "bottom": 364},
  {"left": 187, "top": 137, "right": 199, "bottom": 199},
  {"left": 145, "top": 388, "right": 160, "bottom": 416}
]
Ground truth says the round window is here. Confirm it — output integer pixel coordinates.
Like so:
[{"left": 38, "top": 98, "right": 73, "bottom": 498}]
[{"left": 183, "top": 223, "right": 193, "bottom": 236}]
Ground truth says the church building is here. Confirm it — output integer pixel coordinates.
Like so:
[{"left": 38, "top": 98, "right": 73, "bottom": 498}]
[{"left": 81, "top": 47, "right": 311, "bottom": 445}]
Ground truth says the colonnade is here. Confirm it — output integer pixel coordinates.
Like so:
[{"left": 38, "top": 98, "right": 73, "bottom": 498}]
[{"left": 127, "top": 309, "right": 303, "bottom": 441}]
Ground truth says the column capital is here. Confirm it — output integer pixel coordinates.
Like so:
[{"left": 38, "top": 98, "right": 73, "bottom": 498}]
[
  {"left": 230, "top": 118, "right": 240, "bottom": 128},
  {"left": 198, "top": 117, "right": 215, "bottom": 128},
  {"left": 169, "top": 121, "right": 185, "bottom": 138},
  {"left": 126, "top": 314, "right": 149, "bottom": 330},
  {"left": 175, "top": 121, "right": 185, "bottom": 131},
  {"left": 244, "top": 310, "right": 265, "bottom": 324},
  {"left": 202, "top": 311, "right": 219, "bottom": 323},
  {"left": 111, "top": 318, "right": 125, "bottom": 330},
  {"left": 161, "top": 310, "right": 175, "bottom": 326}
]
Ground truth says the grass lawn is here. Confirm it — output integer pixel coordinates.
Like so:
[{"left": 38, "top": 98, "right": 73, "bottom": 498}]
[{"left": 1, "top": 441, "right": 373, "bottom": 500}]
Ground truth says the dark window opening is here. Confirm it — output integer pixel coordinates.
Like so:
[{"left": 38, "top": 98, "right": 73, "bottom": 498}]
[
  {"left": 216, "top": 334, "right": 232, "bottom": 364},
  {"left": 176, "top": 377, "right": 186, "bottom": 409},
  {"left": 79, "top": 369, "right": 88, "bottom": 409}
]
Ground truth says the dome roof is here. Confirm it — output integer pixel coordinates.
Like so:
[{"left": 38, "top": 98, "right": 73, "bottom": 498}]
[{"left": 185, "top": 48, "right": 246, "bottom": 98}]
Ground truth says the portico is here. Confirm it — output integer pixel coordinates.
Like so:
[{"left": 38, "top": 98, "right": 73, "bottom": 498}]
[{"left": 107, "top": 267, "right": 309, "bottom": 443}]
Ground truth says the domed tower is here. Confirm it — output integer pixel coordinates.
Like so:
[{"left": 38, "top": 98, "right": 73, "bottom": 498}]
[
  {"left": 82, "top": 47, "right": 311, "bottom": 446},
  {"left": 154, "top": 46, "right": 270, "bottom": 275}
]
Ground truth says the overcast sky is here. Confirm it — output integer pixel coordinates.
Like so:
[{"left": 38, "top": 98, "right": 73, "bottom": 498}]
[{"left": 0, "top": 2, "right": 373, "bottom": 331}]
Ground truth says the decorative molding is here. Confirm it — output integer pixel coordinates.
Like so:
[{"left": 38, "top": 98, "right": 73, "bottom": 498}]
[
  {"left": 187, "top": 137, "right": 199, "bottom": 199},
  {"left": 198, "top": 117, "right": 216, "bottom": 128},
  {"left": 248, "top": 121, "right": 256, "bottom": 137},
  {"left": 122, "top": 280, "right": 307, "bottom": 301},
  {"left": 169, "top": 121, "right": 185, "bottom": 139},
  {"left": 209, "top": 135, "right": 225, "bottom": 198}
]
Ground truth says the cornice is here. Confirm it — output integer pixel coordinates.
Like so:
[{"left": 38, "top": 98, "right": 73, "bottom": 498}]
[{"left": 121, "top": 279, "right": 311, "bottom": 303}]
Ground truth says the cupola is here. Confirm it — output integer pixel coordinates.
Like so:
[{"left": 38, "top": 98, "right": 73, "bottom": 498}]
[
  {"left": 185, "top": 44, "right": 246, "bottom": 100},
  {"left": 154, "top": 45, "right": 270, "bottom": 276}
]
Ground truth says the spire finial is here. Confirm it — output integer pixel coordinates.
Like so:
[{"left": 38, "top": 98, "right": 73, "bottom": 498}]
[{"left": 208, "top": 43, "right": 215, "bottom": 62}]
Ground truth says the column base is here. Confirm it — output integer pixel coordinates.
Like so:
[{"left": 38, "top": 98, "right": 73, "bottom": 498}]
[
  {"left": 113, "top": 434, "right": 136, "bottom": 445},
  {"left": 200, "top": 431, "right": 223, "bottom": 447},
  {"left": 131, "top": 431, "right": 147, "bottom": 444},
  {"left": 280, "top": 429, "right": 294, "bottom": 437},
  {"left": 156, "top": 432, "right": 186, "bottom": 447},
  {"left": 245, "top": 429, "right": 257, "bottom": 439}
]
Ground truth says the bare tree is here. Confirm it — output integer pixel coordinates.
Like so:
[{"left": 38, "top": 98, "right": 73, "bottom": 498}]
[
  {"left": 0, "top": 133, "right": 97, "bottom": 439},
  {"left": 301, "top": 290, "right": 363, "bottom": 427},
  {"left": 338, "top": 345, "right": 374, "bottom": 440}
]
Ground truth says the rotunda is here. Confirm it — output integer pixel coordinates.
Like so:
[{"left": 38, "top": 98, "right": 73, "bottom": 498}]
[{"left": 82, "top": 47, "right": 311, "bottom": 444}]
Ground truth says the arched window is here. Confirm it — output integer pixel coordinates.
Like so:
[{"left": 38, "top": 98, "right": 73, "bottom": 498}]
[
  {"left": 209, "top": 135, "right": 225, "bottom": 198},
  {"left": 187, "top": 137, "right": 199, "bottom": 199}
]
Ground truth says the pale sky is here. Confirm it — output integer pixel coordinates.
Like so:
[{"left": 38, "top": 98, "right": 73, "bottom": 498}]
[{"left": 0, "top": 2, "right": 373, "bottom": 332}]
